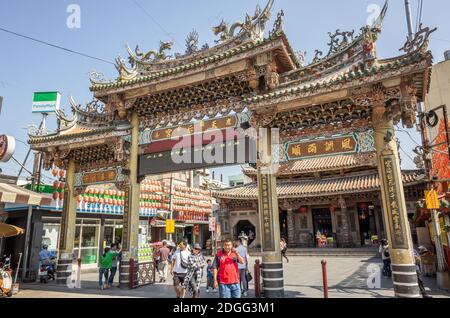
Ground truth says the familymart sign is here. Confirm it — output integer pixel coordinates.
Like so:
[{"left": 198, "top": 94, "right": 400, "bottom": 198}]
[{"left": 32, "top": 92, "right": 61, "bottom": 114}]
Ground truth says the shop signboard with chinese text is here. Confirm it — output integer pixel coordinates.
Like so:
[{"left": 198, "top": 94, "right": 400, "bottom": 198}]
[
  {"left": 166, "top": 220, "right": 175, "bottom": 234},
  {"left": 425, "top": 190, "right": 440, "bottom": 210}
]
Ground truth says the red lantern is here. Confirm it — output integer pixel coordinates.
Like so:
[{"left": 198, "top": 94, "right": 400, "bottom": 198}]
[
  {"left": 52, "top": 168, "right": 58, "bottom": 177},
  {"left": 77, "top": 195, "right": 83, "bottom": 203},
  {"left": 59, "top": 192, "right": 64, "bottom": 200},
  {"left": 52, "top": 192, "right": 59, "bottom": 200},
  {"left": 300, "top": 206, "right": 308, "bottom": 214},
  {"left": 53, "top": 180, "right": 59, "bottom": 189},
  {"left": 58, "top": 170, "right": 65, "bottom": 178}
]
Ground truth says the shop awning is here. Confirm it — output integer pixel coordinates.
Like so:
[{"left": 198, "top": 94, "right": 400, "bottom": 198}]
[
  {"left": 0, "top": 183, "right": 52, "bottom": 206},
  {"left": 0, "top": 223, "right": 25, "bottom": 238}
]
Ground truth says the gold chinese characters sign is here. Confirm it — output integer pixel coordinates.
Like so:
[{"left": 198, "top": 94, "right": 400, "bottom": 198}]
[
  {"left": 382, "top": 157, "right": 408, "bottom": 249},
  {"left": 75, "top": 166, "right": 126, "bottom": 187},
  {"left": 258, "top": 173, "right": 276, "bottom": 251},
  {"left": 287, "top": 135, "right": 357, "bottom": 160},
  {"left": 151, "top": 115, "right": 237, "bottom": 142}
]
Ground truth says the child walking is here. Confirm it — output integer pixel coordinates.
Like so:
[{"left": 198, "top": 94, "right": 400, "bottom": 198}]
[{"left": 205, "top": 259, "right": 216, "bottom": 293}]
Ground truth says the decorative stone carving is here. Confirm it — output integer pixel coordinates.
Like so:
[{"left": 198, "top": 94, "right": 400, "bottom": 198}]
[
  {"left": 371, "top": 84, "right": 386, "bottom": 125},
  {"left": 400, "top": 82, "right": 418, "bottom": 128}
]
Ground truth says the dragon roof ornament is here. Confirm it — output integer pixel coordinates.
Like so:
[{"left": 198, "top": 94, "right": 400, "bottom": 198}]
[
  {"left": 310, "top": 0, "right": 388, "bottom": 65},
  {"left": 212, "top": 0, "right": 274, "bottom": 43},
  {"left": 399, "top": 23, "right": 437, "bottom": 54}
]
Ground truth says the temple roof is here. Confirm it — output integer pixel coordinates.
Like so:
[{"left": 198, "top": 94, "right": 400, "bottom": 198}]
[
  {"left": 243, "top": 153, "right": 377, "bottom": 177},
  {"left": 212, "top": 170, "right": 424, "bottom": 200}
]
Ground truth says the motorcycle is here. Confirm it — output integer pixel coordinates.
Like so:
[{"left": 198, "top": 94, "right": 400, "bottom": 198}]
[
  {"left": 39, "top": 258, "right": 56, "bottom": 283},
  {"left": 0, "top": 255, "right": 13, "bottom": 297}
]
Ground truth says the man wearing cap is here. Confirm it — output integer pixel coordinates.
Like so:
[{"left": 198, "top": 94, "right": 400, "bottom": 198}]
[{"left": 182, "top": 243, "right": 206, "bottom": 298}]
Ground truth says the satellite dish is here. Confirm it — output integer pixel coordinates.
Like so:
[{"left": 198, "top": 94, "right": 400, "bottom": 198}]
[{"left": 0, "top": 135, "right": 16, "bottom": 163}]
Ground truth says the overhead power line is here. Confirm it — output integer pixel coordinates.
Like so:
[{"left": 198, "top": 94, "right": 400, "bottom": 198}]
[{"left": 0, "top": 26, "right": 114, "bottom": 65}]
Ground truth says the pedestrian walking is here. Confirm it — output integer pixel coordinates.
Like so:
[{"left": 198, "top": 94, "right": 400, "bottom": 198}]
[
  {"left": 414, "top": 246, "right": 433, "bottom": 298},
  {"left": 157, "top": 241, "right": 171, "bottom": 283},
  {"left": 280, "top": 238, "right": 289, "bottom": 263},
  {"left": 212, "top": 239, "right": 245, "bottom": 299},
  {"left": 205, "top": 259, "right": 216, "bottom": 293},
  {"left": 99, "top": 247, "right": 118, "bottom": 290},
  {"left": 108, "top": 243, "right": 122, "bottom": 288},
  {"left": 171, "top": 241, "right": 191, "bottom": 298},
  {"left": 379, "top": 239, "right": 391, "bottom": 277},
  {"left": 182, "top": 243, "right": 206, "bottom": 298},
  {"left": 235, "top": 239, "right": 249, "bottom": 297}
]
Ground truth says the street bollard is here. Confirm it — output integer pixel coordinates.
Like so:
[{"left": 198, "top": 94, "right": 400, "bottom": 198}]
[
  {"left": 254, "top": 259, "right": 262, "bottom": 298},
  {"left": 321, "top": 260, "right": 328, "bottom": 298},
  {"left": 77, "top": 258, "right": 81, "bottom": 288}
]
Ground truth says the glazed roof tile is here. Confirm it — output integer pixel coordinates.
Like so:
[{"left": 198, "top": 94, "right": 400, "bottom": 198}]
[{"left": 212, "top": 171, "right": 423, "bottom": 200}]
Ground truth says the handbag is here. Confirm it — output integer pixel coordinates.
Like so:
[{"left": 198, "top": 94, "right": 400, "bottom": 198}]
[{"left": 245, "top": 271, "right": 253, "bottom": 283}]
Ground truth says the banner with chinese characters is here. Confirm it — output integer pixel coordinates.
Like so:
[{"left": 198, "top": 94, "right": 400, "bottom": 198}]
[{"left": 284, "top": 130, "right": 375, "bottom": 161}]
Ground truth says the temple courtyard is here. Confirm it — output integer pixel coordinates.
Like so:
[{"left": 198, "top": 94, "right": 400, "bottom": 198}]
[{"left": 11, "top": 255, "right": 450, "bottom": 299}]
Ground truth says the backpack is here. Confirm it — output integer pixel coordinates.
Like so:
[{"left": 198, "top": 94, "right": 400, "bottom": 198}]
[{"left": 383, "top": 248, "right": 390, "bottom": 258}]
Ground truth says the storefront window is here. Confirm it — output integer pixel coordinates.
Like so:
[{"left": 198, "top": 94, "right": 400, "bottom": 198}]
[
  {"left": 81, "top": 226, "right": 98, "bottom": 248},
  {"left": 42, "top": 224, "right": 60, "bottom": 252}
]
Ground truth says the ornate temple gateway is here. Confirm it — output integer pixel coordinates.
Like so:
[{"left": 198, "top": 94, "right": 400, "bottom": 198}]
[{"left": 28, "top": 0, "right": 435, "bottom": 298}]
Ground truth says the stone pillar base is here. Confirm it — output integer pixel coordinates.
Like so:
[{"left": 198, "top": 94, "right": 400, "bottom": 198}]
[
  {"left": 119, "top": 259, "right": 131, "bottom": 289},
  {"left": 437, "top": 271, "right": 450, "bottom": 290},
  {"left": 391, "top": 264, "right": 421, "bottom": 298},
  {"left": 56, "top": 253, "right": 73, "bottom": 286},
  {"left": 261, "top": 261, "right": 284, "bottom": 298}
]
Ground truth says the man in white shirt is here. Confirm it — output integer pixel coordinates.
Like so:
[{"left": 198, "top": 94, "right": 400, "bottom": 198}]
[
  {"left": 171, "top": 241, "right": 191, "bottom": 298},
  {"left": 235, "top": 239, "right": 249, "bottom": 297}
]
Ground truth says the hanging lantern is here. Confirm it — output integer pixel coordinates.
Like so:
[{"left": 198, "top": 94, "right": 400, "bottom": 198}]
[
  {"left": 59, "top": 182, "right": 64, "bottom": 190},
  {"left": 52, "top": 168, "right": 58, "bottom": 177},
  {"left": 300, "top": 206, "right": 308, "bottom": 214},
  {"left": 53, "top": 180, "right": 59, "bottom": 189},
  {"left": 52, "top": 191, "right": 59, "bottom": 201},
  {"left": 59, "top": 192, "right": 64, "bottom": 200},
  {"left": 58, "top": 170, "right": 65, "bottom": 178},
  {"left": 77, "top": 195, "right": 83, "bottom": 203},
  {"left": 329, "top": 205, "right": 336, "bottom": 213}
]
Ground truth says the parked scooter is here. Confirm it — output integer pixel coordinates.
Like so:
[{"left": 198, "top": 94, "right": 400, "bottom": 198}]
[
  {"left": 0, "top": 255, "right": 13, "bottom": 297},
  {"left": 39, "top": 257, "right": 56, "bottom": 283}
]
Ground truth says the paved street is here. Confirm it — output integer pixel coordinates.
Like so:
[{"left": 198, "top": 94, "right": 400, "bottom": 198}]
[{"left": 11, "top": 256, "right": 450, "bottom": 298}]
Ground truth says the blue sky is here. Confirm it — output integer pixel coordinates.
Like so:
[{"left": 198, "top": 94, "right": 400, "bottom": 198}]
[{"left": 1, "top": 0, "right": 449, "bottom": 183}]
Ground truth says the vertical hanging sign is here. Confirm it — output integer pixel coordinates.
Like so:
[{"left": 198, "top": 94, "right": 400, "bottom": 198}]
[
  {"left": 381, "top": 157, "right": 408, "bottom": 249},
  {"left": 121, "top": 186, "right": 131, "bottom": 251},
  {"left": 258, "top": 173, "right": 275, "bottom": 251}
]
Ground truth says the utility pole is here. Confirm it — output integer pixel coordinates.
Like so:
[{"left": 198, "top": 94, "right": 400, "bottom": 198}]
[
  {"left": 168, "top": 176, "right": 174, "bottom": 242},
  {"left": 404, "top": 0, "right": 415, "bottom": 40}
]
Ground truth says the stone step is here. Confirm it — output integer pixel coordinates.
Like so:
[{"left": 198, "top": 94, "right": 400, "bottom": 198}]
[{"left": 249, "top": 248, "right": 379, "bottom": 258}]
